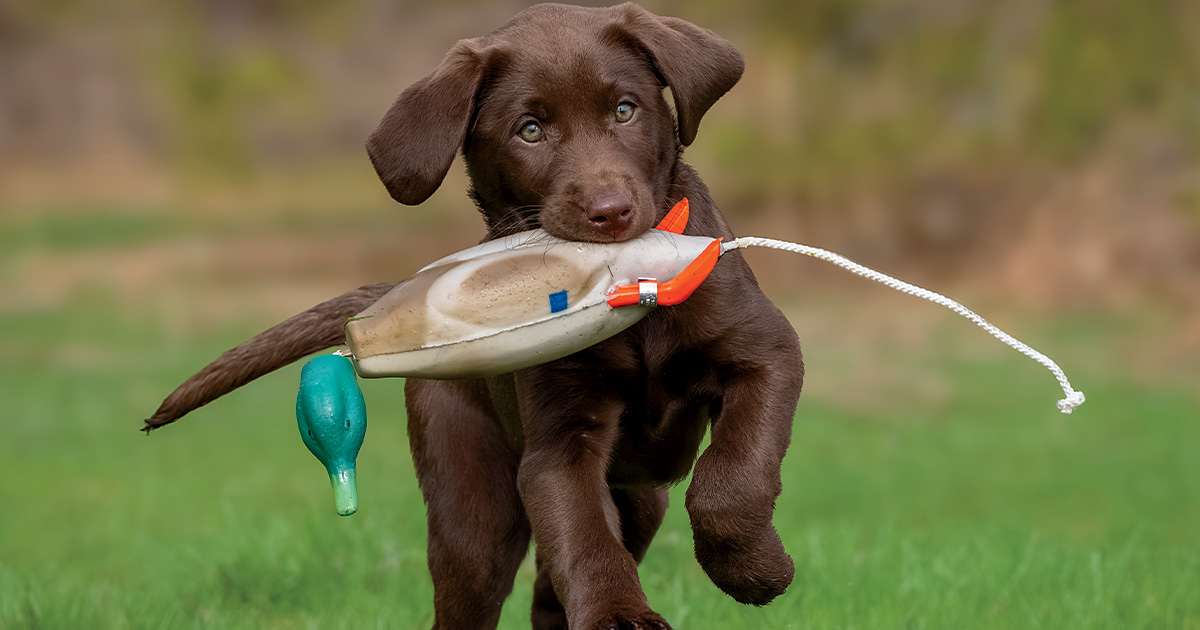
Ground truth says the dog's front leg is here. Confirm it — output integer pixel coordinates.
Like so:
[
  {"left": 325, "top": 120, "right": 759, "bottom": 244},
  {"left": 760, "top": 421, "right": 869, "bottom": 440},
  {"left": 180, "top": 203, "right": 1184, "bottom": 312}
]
[
  {"left": 514, "top": 369, "right": 670, "bottom": 630},
  {"left": 685, "top": 326, "right": 803, "bottom": 605}
]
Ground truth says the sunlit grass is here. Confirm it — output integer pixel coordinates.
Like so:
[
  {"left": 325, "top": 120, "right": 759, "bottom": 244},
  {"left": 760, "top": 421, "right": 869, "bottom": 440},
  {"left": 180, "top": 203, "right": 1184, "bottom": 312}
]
[{"left": 1, "top": 282, "right": 1196, "bottom": 629}]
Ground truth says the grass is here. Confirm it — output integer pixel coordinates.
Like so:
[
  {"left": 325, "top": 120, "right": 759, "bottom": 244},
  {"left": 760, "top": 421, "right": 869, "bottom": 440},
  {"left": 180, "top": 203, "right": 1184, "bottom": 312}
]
[{"left": 1, "top": 238, "right": 1198, "bottom": 629}]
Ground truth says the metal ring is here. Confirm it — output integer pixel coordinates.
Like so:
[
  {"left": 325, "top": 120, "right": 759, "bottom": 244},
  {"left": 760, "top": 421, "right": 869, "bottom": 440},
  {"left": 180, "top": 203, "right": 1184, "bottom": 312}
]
[{"left": 637, "top": 279, "right": 658, "bottom": 307}]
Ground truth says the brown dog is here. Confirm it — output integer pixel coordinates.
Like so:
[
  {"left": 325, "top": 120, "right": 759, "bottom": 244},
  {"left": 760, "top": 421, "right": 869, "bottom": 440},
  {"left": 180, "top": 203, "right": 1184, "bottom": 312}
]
[{"left": 147, "top": 4, "right": 802, "bottom": 629}]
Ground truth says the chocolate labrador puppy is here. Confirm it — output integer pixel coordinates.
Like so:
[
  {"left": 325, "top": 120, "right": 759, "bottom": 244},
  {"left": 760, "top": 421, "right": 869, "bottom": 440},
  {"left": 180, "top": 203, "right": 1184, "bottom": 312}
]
[{"left": 146, "top": 4, "right": 802, "bottom": 629}]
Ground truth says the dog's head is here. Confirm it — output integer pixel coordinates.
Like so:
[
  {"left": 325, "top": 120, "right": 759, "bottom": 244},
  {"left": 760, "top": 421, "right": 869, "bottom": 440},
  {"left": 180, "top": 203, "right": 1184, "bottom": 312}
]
[{"left": 366, "top": 3, "right": 743, "bottom": 242}]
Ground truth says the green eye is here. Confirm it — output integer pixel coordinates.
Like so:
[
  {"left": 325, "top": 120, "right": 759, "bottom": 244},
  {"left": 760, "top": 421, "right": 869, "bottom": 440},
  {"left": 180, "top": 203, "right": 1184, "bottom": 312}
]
[
  {"left": 519, "top": 122, "right": 543, "bottom": 143},
  {"left": 615, "top": 102, "right": 635, "bottom": 123}
]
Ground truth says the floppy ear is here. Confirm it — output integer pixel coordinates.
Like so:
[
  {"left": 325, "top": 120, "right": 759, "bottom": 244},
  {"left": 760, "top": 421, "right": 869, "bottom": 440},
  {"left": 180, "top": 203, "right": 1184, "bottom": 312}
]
[
  {"left": 366, "top": 42, "right": 484, "bottom": 205},
  {"left": 612, "top": 4, "right": 744, "bottom": 146}
]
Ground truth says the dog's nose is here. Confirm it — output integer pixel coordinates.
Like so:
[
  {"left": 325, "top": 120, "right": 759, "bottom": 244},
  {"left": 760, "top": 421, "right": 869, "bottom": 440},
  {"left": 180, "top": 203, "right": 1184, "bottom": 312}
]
[{"left": 586, "top": 192, "right": 633, "bottom": 238}]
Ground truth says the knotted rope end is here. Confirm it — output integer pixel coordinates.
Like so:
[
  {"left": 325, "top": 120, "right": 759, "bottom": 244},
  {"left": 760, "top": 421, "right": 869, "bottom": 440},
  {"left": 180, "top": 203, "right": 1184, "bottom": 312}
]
[{"left": 1057, "top": 390, "right": 1086, "bottom": 414}]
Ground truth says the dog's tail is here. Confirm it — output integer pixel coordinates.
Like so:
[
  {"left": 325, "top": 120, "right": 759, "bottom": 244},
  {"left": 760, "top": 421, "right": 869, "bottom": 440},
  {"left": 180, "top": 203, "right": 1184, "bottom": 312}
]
[{"left": 142, "top": 282, "right": 397, "bottom": 433}]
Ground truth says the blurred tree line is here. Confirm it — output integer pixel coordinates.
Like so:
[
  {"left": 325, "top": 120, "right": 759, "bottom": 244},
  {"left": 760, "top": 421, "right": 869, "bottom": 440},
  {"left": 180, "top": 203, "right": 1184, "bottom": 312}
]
[{"left": 1, "top": 0, "right": 1197, "bottom": 312}]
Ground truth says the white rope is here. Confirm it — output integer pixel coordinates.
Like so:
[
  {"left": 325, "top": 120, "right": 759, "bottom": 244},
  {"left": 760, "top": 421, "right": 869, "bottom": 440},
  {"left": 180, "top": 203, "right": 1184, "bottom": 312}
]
[{"left": 724, "top": 237, "right": 1085, "bottom": 414}]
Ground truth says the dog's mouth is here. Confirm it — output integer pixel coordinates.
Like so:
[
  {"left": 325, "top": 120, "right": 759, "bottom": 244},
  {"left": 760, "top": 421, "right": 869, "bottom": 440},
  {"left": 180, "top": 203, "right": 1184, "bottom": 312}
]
[{"left": 485, "top": 205, "right": 545, "bottom": 239}]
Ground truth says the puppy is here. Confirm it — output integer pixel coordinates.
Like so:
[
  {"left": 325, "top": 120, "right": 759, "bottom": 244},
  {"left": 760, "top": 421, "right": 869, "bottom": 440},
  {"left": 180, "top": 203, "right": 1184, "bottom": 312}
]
[{"left": 147, "top": 4, "right": 803, "bottom": 629}]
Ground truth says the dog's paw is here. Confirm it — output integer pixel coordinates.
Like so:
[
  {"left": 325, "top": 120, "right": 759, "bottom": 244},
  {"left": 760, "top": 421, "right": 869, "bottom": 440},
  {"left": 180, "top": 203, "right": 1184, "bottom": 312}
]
[
  {"left": 693, "top": 526, "right": 795, "bottom": 605},
  {"left": 589, "top": 610, "right": 672, "bottom": 630}
]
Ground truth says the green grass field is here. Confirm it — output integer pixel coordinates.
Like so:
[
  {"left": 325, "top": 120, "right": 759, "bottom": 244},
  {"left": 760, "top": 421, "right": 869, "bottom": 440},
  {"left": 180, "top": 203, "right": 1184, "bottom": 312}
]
[{"left": 1, "top": 215, "right": 1197, "bottom": 629}]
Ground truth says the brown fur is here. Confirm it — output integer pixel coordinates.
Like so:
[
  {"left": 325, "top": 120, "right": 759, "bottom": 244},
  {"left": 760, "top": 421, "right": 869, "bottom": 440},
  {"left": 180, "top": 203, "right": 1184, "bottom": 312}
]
[
  {"left": 146, "top": 4, "right": 803, "bottom": 628},
  {"left": 143, "top": 282, "right": 396, "bottom": 431}
]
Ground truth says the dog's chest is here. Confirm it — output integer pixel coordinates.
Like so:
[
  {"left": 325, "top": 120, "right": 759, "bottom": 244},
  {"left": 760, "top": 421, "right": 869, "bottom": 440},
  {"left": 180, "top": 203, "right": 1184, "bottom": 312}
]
[{"left": 598, "top": 315, "right": 724, "bottom": 486}]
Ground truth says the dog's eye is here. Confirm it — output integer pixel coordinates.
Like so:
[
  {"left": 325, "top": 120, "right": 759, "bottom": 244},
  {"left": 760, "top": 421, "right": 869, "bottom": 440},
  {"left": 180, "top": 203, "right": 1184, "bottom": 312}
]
[
  {"left": 615, "top": 102, "right": 636, "bottom": 123},
  {"left": 518, "top": 122, "right": 544, "bottom": 143}
]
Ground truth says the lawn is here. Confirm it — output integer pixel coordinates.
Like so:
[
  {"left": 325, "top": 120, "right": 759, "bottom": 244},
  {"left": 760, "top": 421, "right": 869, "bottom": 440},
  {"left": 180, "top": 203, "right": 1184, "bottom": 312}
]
[{"left": 1, "top": 211, "right": 1197, "bottom": 629}]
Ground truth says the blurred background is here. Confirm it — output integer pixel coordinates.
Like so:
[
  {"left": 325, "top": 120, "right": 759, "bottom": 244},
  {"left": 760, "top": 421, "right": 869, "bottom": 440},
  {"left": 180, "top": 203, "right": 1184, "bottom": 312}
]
[
  {"left": 1, "top": 1, "right": 1197, "bottom": 628},
  {"left": 4, "top": 0, "right": 1198, "bottom": 319}
]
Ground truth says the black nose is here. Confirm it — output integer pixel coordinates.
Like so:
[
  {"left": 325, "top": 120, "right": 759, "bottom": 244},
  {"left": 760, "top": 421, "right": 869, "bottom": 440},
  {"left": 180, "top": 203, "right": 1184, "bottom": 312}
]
[{"left": 586, "top": 192, "right": 633, "bottom": 238}]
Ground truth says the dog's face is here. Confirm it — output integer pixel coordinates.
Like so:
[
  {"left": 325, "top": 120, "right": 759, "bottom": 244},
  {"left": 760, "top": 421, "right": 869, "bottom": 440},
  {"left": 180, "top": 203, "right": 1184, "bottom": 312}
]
[
  {"left": 366, "top": 3, "right": 743, "bottom": 243},
  {"left": 462, "top": 34, "right": 676, "bottom": 242}
]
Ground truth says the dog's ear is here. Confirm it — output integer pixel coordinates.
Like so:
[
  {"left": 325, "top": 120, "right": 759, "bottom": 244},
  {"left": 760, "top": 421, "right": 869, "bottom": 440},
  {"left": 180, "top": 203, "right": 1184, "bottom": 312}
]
[
  {"left": 366, "top": 42, "right": 485, "bottom": 205},
  {"left": 611, "top": 4, "right": 744, "bottom": 146}
]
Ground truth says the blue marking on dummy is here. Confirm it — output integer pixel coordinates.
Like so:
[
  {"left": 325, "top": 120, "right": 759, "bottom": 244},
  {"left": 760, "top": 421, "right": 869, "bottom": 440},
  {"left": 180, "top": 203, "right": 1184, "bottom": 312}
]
[{"left": 549, "top": 290, "right": 568, "bottom": 313}]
